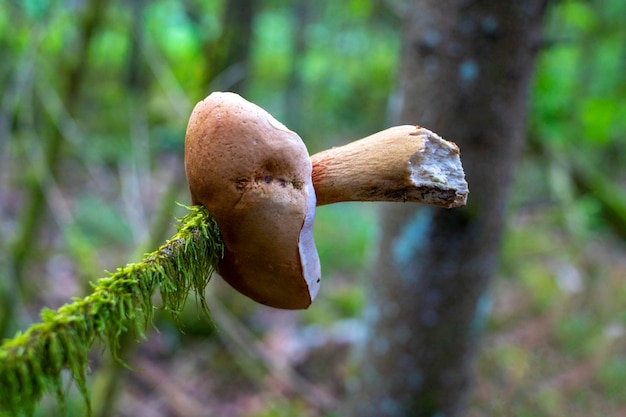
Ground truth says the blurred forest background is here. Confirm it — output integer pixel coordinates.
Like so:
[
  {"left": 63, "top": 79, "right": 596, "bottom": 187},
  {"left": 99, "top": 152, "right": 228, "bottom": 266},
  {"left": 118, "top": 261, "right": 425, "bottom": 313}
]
[{"left": 1, "top": 0, "right": 626, "bottom": 416}]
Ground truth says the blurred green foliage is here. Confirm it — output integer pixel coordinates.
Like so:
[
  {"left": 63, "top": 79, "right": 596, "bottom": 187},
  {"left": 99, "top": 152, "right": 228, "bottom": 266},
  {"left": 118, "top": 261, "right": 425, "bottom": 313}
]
[{"left": 532, "top": 0, "right": 626, "bottom": 149}]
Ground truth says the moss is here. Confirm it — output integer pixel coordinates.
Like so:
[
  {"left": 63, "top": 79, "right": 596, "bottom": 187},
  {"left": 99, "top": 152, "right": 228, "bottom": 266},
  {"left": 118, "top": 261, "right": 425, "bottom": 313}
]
[{"left": 0, "top": 205, "right": 223, "bottom": 416}]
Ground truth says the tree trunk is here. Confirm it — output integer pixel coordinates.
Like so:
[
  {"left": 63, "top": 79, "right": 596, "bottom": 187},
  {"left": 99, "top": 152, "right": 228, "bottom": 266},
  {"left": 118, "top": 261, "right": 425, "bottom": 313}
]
[
  {"left": 202, "top": 0, "right": 257, "bottom": 93},
  {"left": 347, "top": 1, "right": 546, "bottom": 416}
]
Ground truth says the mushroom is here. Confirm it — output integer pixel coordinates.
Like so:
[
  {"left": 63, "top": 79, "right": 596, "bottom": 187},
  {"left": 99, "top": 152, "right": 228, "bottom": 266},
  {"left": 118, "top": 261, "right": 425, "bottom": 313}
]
[
  {"left": 185, "top": 92, "right": 320, "bottom": 309},
  {"left": 185, "top": 92, "right": 468, "bottom": 310}
]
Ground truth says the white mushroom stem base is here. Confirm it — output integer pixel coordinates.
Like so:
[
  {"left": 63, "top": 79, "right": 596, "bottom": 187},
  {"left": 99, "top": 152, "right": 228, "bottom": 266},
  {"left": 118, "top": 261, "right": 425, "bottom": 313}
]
[{"left": 311, "top": 125, "right": 468, "bottom": 208}]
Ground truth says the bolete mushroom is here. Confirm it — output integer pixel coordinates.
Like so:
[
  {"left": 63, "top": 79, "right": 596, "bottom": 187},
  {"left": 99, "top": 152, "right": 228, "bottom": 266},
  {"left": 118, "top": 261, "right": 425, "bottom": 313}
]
[
  {"left": 185, "top": 92, "right": 320, "bottom": 309},
  {"left": 185, "top": 92, "right": 468, "bottom": 310}
]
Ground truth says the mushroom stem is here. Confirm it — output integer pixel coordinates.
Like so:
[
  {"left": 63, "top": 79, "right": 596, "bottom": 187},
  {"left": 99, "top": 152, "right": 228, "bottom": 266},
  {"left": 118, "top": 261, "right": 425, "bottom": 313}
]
[{"left": 311, "top": 125, "right": 469, "bottom": 208}]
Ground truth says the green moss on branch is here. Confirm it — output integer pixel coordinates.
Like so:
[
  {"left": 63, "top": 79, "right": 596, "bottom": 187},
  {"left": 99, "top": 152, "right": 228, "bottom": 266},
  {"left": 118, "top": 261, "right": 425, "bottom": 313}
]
[{"left": 0, "top": 205, "right": 222, "bottom": 416}]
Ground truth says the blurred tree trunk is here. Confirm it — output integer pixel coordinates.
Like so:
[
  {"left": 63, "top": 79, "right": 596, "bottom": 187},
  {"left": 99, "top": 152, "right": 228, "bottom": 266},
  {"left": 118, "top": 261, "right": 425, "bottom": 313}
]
[
  {"left": 347, "top": 1, "right": 546, "bottom": 416},
  {"left": 183, "top": 0, "right": 257, "bottom": 93},
  {"left": 284, "top": 0, "right": 310, "bottom": 132},
  {"left": 202, "top": 0, "right": 257, "bottom": 93}
]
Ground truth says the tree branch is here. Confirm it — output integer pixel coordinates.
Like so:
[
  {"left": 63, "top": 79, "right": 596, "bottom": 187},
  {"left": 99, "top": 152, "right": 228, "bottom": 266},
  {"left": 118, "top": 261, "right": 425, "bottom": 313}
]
[{"left": 0, "top": 206, "right": 222, "bottom": 416}]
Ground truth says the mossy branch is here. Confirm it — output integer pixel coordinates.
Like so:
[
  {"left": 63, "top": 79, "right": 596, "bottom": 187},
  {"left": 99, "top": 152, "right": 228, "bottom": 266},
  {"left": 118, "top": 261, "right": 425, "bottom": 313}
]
[{"left": 0, "top": 205, "right": 223, "bottom": 416}]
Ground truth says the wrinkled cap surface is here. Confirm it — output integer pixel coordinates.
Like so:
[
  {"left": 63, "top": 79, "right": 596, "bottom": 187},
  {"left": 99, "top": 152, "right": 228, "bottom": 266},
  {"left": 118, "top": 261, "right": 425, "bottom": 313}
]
[{"left": 184, "top": 92, "right": 321, "bottom": 309}]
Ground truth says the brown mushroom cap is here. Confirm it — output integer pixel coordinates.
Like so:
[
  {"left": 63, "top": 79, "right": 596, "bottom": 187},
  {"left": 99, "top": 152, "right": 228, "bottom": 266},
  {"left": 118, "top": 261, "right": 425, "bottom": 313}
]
[{"left": 184, "top": 92, "right": 321, "bottom": 309}]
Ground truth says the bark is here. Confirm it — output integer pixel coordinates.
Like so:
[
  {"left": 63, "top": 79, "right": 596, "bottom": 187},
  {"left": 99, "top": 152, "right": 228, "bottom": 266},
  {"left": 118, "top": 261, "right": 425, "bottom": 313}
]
[{"left": 347, "top": 1, "right": 546, "bottom": 416}]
